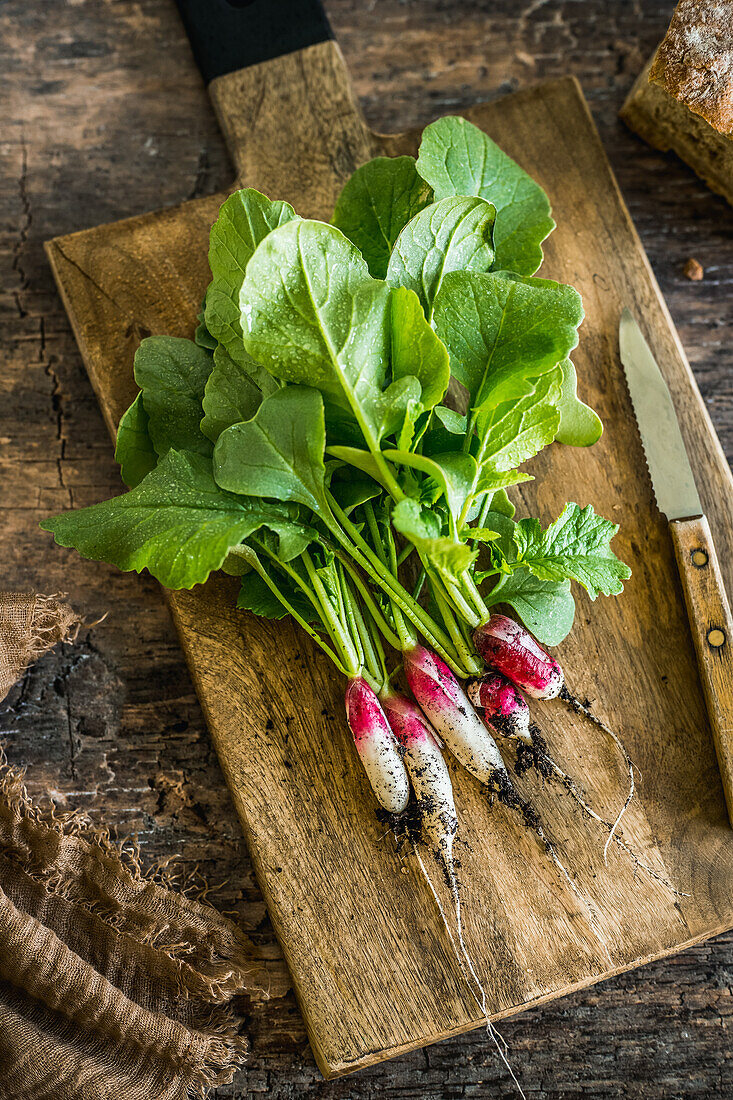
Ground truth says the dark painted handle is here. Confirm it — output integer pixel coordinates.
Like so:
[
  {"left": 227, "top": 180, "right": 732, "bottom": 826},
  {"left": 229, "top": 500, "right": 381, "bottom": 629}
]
[{"left": 174, "top": 0, "right": 333, "bottom": 84}]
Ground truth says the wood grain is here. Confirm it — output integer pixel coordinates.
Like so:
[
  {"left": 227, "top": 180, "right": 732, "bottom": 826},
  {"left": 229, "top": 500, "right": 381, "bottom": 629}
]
[
  {"left": 671, "top": 514, "right": 733, "bottom": 825},
  {"left": 5, "top": 1, "right": 733, "bottom": 1094},
  {"left": 42, "top": 38, "right": 733, "bottom": 1078}
]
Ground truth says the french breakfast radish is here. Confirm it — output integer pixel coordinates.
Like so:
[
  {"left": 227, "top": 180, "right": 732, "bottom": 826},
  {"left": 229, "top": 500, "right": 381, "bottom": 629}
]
[
  {"left": 380, "top": 690, "right": 458, "bottom": 884},
  {"left": 403, "top": 646, "right": 595, "bottom": 917},
  {"left": 475, "top": 614, "right": 636, "bottom": 859},
  {"left": 474, "top": 614, "right": 563, "bottom": 699},
  {"left": 467, "top": 671, "right": 531, "bottom": 744},
  {"left": 403, "top": 645, "right": 508, "bottom": 785},
  {"left": 345, "top": 678, "right": 410, "bottom": 815}
]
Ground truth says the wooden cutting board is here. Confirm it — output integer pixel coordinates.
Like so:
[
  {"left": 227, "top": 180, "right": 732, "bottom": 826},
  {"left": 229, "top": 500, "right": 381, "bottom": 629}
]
[{"left": 45, "top": 40, "right": 733, "bottom": 1079}]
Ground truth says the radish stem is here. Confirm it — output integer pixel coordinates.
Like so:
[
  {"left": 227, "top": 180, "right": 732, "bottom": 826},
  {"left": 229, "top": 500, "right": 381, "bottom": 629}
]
[
  {"left": 234, "top": 547, "right": 353, "bottom": 679},
  {"left": 326, "top": 494, "right": 464, "bottom": 672},
  {"left": 337, "top": 556, "right": 402, "bottom": 652},
  {"left": 302, "top": 548, "right": 360, "bottom": 676}
]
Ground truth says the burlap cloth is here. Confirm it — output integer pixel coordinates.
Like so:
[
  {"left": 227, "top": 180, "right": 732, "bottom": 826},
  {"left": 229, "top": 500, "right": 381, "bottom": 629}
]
[{"left": 0, "top": 592, "right": 279, "bottom": 1100}]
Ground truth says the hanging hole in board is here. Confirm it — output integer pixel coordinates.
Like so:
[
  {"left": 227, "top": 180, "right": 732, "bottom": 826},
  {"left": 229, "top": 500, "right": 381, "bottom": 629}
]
[
  {"left": 691, "top": 549, "right": 708, "bottom": 568},
  {"left": 707, "top": 628, "right": 726, "bottom": 649}
]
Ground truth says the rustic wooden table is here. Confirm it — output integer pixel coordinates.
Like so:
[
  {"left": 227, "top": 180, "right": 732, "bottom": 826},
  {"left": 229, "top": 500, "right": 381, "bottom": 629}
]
[{"left": 3, "top": 1, "right": 732, "bottom": 1096}]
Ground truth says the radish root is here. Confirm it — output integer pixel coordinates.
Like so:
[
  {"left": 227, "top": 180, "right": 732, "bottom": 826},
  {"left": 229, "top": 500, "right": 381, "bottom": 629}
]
[
  {"left": 491, "top": 772, "right": 606, "bottom": 942},
  {"left": 559, "top": 685, "right": 636, "bottom": 861},
  {"left": 413, "top": 846, "right": 527, "bottom": 1100},
  {"left": 518, "top": 726, "right": 687, "bottom": 897}
]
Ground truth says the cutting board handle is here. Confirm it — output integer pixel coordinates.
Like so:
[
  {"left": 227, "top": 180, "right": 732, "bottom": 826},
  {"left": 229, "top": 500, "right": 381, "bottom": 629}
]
[{"left": 208, "top": 41, "right": 376, "bottom": 218}]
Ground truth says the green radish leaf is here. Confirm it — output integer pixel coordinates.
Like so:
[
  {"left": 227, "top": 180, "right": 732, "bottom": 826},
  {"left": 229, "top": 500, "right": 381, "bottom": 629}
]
[
  {"left": 475, "top": 366, "right": 563, "bottom": 472},
  {"left": 433, "top": 271, "right": 583, "bottom": 413},
  {"left": 485, "top": 569, "right": 576, "bottom": 645},
  {"left": 322, "top": 402, "right": 367, "bottom": 449},
  {"left": 555, "top": 359, "right": 603, "bottom": 446},
  {"left": 392, "top": 498, "right": 477, "bottom": 582},
  {"left": 237, "top": 571, "right": 289, "bottom": 618},
  {"left": 195, "top": 292, "right": 217, "bottom": 350},
  {"left": 477, "top": 510, "right": 519, "bottom": 567},
  {"left": 221, "top": 547, "right": 253, "bottom": 576},
  {"left": 434, "top": 406, "right": 467, "bottom": 434},
  {"left": 206, "top": 188, "right": 297, "bottom": 368},
  {"left": 134, "top": 336, "right": 214, "bottom": 458},
  {"left": 329, "top": 468, "right": 382, "bottom": 513},
  {"left": 114, "top": 392, "right": 157, "bottom": 488},
  {"left": 240, "top": 219, "right": 418, "bottom": 449},
  {"left": 512, "top": 502, "right": 631, "bottom": 598},
  {"left": 201, "top": 345, "right": 263, "bottom": 443},
  {"left": 214, "top": 386, "right": 330, "bottom": 517},
  {"left": 326, "top": 446, "right": 393, "bottom": 493},
  {"left": 390, "top": 287, "right": 450, "bottom": 409},
  {"left": 421, "top": 406, "right": 468, "bottom": 457},
  {"left": 487, "top": 489, "right": 516, "bottom": 519},
  {"left": 41, "top": 450, "right": 289, "bottom": 590},
  {"left": 396, "top": 398, "right": 423, "bottom": 452},
  {"left": 466, "top": 527, "right": 500, "bottom": 543},
  {"left": 332, "top": 156, "right": 432, "bottom": 279},
  {"left": 254, "top": 520, "right": 318, "bottom": 563},
  {"left": 272, "top": 523, "right": 317, "bottom": 562},
  {"left": 416, "top": 115, "right": 555, "bottom": 276},
  {"left": 386, "top": 196, "right": 496, "bottom": 318},
  {"left": 474, "top": 468, "right": 532, "bottom": 496}
]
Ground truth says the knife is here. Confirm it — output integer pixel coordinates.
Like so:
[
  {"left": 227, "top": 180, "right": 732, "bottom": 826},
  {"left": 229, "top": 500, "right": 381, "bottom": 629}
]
[{"left": 619, "top": 307, "right": 733, "bottom": 826}]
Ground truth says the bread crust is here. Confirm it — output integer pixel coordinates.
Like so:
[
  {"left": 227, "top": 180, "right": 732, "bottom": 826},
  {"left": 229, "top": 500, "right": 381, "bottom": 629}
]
[
  {"left": 649, "top": 0, "right": 733, "bottom": 135},
  {"left": 621, "top": 52, "right": 733, "bottom": 207}
]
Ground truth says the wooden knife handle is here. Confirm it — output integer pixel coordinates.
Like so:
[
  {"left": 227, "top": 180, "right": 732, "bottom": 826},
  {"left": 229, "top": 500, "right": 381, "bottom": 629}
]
[{"left": 671, "top": 514, "right": 733, "bottom": 825}]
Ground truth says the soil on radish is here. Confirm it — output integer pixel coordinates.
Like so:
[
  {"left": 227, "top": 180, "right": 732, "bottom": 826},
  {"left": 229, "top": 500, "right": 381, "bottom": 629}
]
[
  {"left": 512, "top": 723, "right": 557, "bottom": 781},
  {"left": 376, "top": 801, "right": 460, "bottom": 890}
]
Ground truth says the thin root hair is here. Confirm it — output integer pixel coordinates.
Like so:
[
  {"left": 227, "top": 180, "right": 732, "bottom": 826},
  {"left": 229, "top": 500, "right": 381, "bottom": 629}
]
[
  {"left": 413, "top": 846, "right": 526, "bottom": 1099},
  {"left": 524, "top": 726, "right": 686, "bottom": 897},
  {"left": 559, "top": 686, "right": 637, "bottom": 863}
]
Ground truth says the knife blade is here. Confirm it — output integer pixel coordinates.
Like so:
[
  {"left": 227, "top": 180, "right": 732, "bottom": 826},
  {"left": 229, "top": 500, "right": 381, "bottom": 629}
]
[
  {"left": 619, "top": 307, "right": 701, "bottom": 520},
  {"left": 619, "top": 307, "right": 733, "bottom": 827}
]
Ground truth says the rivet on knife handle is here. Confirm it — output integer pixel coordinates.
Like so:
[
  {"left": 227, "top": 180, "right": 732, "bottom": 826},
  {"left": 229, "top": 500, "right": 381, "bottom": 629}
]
[{"left": 671, "top": 514, "right": 733, "bottom": 825}]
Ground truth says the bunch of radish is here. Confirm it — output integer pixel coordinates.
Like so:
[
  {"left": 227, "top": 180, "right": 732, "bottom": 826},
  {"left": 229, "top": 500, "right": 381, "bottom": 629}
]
[
  {"left": 346, "top": 611, "right": 647, "bottom": 905},
  {"left": 43, "top": 114, "right": 674, "bottom": 1096}
]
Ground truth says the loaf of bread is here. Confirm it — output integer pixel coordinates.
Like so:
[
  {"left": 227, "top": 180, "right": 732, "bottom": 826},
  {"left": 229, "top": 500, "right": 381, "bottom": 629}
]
[
  {"left": 650, "top": 0, "right": 733, "bottom": 135},
  {"left": 621, "top": 55, "right": 733, "bottom": 206},
  {"left": 621, "top": 0, "right": 733, "bottom": 207}
]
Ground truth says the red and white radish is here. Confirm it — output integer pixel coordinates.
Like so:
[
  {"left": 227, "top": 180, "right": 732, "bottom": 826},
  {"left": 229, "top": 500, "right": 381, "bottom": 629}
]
[
  {"left": 474, "top": 614, "right": 563, "bottom": 699},
  {"left": 380, "top": 689, "right": 458, "bottom": 884},
  {"left": 403, "top": 644, "right": 508, "bottom": 786},
  {"left": 345, "top": 677, "right": 410, "bottom": 815},
  {"left": 467, "top": 671, "right": 531, "bottom": 745},
  {"left": 475, "top": 613, "right": 638, "bottom": 862}
]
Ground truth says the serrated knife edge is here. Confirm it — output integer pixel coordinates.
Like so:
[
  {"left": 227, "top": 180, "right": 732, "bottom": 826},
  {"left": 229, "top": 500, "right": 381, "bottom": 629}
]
[{"left": 619, "top": 307, "right": 702, "bottom": 521}]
